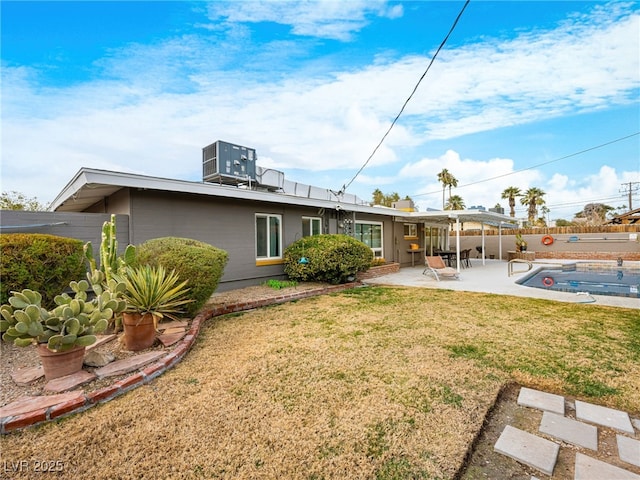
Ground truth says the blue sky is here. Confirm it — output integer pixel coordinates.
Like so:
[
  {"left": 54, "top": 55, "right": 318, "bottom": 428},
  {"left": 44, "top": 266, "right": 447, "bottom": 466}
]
[{"left": 2, "top": 1, "right": 639, "bottom": 220}]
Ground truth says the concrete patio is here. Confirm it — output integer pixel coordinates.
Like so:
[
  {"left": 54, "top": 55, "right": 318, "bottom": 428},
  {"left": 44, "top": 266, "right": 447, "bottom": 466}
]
[{"left": 363, "top": 258, "right": 640, "bottom": 309}]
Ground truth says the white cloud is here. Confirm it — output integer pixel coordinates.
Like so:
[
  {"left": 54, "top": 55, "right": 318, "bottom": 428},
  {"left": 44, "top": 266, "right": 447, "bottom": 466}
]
[
  {"left": 1, "top": 1, "right": 637, "bottom": 219},
  {"left": 206, "top": 0, "right": 401, "bottom": 41}
]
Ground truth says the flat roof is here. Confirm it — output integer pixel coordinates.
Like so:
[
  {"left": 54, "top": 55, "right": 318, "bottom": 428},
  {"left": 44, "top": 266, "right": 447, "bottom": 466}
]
[
  {"left": 51, "top": 168, "right": 395, "bottom": 216},
  {"left": 51, "top": 168, "right": 518, "bottom": 227}
]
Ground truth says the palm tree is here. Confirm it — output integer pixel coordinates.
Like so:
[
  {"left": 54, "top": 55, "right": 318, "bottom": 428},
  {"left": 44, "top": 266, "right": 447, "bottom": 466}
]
[
  {"left": 520, "top": 187, "right": 546, "bottom": 226},
  {"left": 501, "top": 187, "right": 521, "bottom": 218},
  {"left": 447, "top": 174, "right": 458, "bottom": 204},
  {"left": 437, "top": 169, "right": 458, "bottom": 209},
  {"left": 445, "top": 194, "right": 465, "bottom": 210}
]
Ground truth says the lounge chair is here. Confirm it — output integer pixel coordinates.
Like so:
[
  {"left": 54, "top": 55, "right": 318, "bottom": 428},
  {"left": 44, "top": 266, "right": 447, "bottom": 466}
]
[{"left": 423, "top": 256, "right": 460, "bottom": 281}]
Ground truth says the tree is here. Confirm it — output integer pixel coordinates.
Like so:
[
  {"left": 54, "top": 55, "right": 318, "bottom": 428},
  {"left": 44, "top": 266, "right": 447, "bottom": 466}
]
[
  {"left": 371, "top": 189, "right": 385, "bottom": 206},
  {"left": 500, "top": 187, "right": 521, "bottom": 218},
  {"left": 573, "top": 203, "right": 615, "bottom": 225},
  {"left": 0, "top": 191, "right": 50, "bottom": 211},
  {"left": 445, "top": 194, "right": 465, "bottom": 210},
  {"left": 437, "top": 169, "right": 458, "bottom": 209},
  {"left": 371, "top": 190, "right": 402, "bottom": 207},
  {"left": 520, "top": 187, "right": 546, "bottom": 226}
]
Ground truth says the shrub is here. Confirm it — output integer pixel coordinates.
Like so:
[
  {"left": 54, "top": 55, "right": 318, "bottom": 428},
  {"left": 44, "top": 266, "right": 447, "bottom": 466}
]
[
  {"left": 135, "top": 237, "right": 228, "bottom": 317},
  {"left": 284, "top": 234, "right": 373, "bottom": 284},
  {"left": 0, "top": 234, "right": 85, "bottom": 308}
]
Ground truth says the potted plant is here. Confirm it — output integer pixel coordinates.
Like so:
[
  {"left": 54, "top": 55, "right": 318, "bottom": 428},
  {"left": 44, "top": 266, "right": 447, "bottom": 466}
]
[
  {"left": 0, "top": 280, "right": 126, "bottom": 380},
  {"left": 515, "top": 233, "right": 528, "bottom": 252},
  {"left": 119, "top": 265, "right": 192, "bottom": 351}
]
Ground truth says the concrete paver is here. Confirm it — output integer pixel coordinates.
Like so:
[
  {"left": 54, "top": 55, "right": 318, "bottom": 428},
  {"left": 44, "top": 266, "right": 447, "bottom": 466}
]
[
  {"left": 494, "top": 425, "right": 560, "bottom": 476},
  {"left": 518, "top": 386, "right": 565, "bottom": 414},
  {"left": 617, "top": 435, "right": 640, "bottom": 468},
  {"left": 363, "top": 259, "right": 640, "bottom": 309},
  {"left": 575, "top": 400, "right": 635, "bottom": 434},
  {"left": 574, "top": 452, "right": 640, "bottom": 480},
  {"left": 539, "top": 411, "right": 598, "bottom": 451}
]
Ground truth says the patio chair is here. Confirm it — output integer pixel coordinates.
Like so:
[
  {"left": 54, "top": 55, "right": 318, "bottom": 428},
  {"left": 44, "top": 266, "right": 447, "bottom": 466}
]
[
  {"left": 461, "top": 249, "right": 472, "bottom": 268},
  {"left": 423, "top": 256, "right": 460, "bottom": 281}
]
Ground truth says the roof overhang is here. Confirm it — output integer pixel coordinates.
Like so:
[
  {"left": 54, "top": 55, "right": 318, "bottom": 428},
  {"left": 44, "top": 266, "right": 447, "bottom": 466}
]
[
  {"left": 393, "top": 209, "right": 518, "bottom": 228},
  {"left": 51, "top": 168, "right": 397, "bottom": 216}
]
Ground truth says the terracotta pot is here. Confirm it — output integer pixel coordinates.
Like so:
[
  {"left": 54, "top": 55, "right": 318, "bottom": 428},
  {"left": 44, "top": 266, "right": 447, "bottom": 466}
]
[
  {"left": 38, "top": 344, "right": 86, "bottom": 380},
  {"left": 122, "top": 312, "right": 157, "bottom": 351}
]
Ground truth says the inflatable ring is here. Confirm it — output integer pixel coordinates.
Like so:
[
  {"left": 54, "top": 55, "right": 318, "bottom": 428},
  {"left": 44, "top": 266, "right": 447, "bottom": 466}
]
[
  {"left": 541, "top": 235, "right": 554, "bottom": 246},
  {"left": 542, "top": 276, "right": 554, "bottom": 287}
]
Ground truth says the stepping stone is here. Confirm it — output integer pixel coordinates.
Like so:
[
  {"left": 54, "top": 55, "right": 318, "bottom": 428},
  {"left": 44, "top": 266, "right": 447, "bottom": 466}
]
[
  {"left": 11, "top": 365, "right": 44, "bottom": 385},
  {"left": 86, "top": 334, "right": 117, "bottom": 351},
  {"left": 617, "top": 435, "right": 640, "bottom": 467},
  {"left": 539, "top": 411, "right": 598, "bottom": 450},
  {"left": 517, "top": 387, "right": 564, "bottom": 414},
  {"left": 575, "top": 400, "right": 634, "bottom": 433},
  {"left": 158, "top": 320, "right": 188, "bottom": 331},
  {"left": 94, "top": 351, "right": 165, "bottom": 378},
  {"left": 574, "top": 452, "right": 640, "bottom": 480},
  {"left": 494, "top": 425, "right": 560, "bottom": 476},
  {"left": 157, "top": 330, "right": 186, "bottom": 347},
  {"left": 45, "top": 371, "right": 96, "bottom": 393},
  {"left": 0, "top": 391, "right": 84, "bottom": 418}
]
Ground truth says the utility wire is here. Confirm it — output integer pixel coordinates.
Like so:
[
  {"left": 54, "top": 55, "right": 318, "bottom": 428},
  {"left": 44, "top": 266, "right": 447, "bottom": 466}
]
[
  {"left": 338, "top": 0, "right": 470, "bottom": 196},
  {"left": 412, "top": 131, "right": 640, "bottom": 198}
]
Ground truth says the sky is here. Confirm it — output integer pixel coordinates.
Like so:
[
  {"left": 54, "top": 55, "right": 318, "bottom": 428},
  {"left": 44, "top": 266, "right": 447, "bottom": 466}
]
[{"left": 2, "top": 0, "right": 639, "bottom": 221}]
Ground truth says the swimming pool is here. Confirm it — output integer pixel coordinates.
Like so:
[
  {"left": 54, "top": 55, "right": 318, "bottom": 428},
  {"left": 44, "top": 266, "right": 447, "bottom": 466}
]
[{"left": 516, "top": 263, "right": 640, "bottom": 298}]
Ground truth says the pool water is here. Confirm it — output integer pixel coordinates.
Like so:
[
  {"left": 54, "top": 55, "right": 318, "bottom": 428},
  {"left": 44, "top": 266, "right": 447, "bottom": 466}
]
[{"left": 517, "top": 263, "right": 640, "bottom": 298}]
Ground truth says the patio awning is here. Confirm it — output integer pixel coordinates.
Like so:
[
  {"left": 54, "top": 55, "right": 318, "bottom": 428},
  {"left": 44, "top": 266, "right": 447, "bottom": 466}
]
[{"left": 393, "top": 209, "right": 518, "bottom": 271}]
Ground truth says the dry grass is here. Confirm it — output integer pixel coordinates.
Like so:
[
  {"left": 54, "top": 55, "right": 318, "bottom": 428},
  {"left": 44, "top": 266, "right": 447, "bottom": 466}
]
[{"left": 1, "top": 286, "right": 638, "bottom": 479}]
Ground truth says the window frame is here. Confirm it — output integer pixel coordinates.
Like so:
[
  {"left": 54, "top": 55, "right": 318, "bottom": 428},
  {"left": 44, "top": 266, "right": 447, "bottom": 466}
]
[
  {"left": 302, "top": 216, "right": 322, "bottom": 236},
  {"left": 403, "top": 223, "right": 418, "bottom": 239},
  {"left": 355, "top": 221, "right": 384, "bottom": 258},
  {"left": 255, "top": 213, "right": 283, "bottom": 265}
]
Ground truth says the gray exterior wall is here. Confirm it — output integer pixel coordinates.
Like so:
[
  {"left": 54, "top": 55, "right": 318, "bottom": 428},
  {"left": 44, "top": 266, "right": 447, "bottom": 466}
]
[
  {"left": 126, "top": 189, "right": 395, "bottom": 291},
  {"left": 0, "top": 211, "right": 129, "bottom": 255}
]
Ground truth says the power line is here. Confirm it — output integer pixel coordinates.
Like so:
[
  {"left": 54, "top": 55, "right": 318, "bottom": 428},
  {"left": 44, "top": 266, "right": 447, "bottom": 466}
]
[
  {"left": 412, "top": 131, "right": 640, "bottom": 198},
  {"left": 338, "top": 0, "right": 471, "bottom": 196}
]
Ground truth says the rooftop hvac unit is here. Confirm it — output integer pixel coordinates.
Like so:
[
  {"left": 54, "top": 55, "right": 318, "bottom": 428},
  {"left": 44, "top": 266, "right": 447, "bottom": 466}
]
[{"left": 203, "top": 140, "right": 257, "bottom": 184}]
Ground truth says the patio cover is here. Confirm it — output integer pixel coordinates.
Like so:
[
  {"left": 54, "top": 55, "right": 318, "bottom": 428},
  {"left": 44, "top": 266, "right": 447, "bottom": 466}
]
[{"left": 394, "top": 210, "right": 518, "bottom": 271}]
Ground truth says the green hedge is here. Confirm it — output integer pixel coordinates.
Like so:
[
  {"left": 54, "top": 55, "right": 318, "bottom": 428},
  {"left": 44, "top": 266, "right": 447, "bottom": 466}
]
[
  {"left": 0, "top": 234, "right": 86, "bottom": 308},
  {"left": 284, "top": 234, "right": 373, "bottom": 284},
  {"left": 135, "top": 237, "right": 228, "bottom": 317}
]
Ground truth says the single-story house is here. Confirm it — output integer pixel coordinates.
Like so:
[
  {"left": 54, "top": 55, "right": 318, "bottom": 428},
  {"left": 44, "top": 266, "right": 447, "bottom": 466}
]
[{"left": 41, "top": 160, "right": 515, "bottom": 290}]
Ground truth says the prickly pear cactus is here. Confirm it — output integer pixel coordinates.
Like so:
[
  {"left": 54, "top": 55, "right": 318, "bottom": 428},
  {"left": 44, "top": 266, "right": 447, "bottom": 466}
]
[{"left": 0, "top": 279, "right": 127, "bottom": 352}]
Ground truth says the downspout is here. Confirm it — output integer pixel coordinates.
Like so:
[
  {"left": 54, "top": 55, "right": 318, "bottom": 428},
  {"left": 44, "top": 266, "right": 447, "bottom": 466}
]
[{"left": 498, "top": 222, "right": 503, "bottom": 260}]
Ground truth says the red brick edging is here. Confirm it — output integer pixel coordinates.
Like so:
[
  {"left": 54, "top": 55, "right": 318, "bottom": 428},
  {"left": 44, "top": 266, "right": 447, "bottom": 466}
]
[{"left": 0, "top": 283, "right": 359, "bottom": 434}]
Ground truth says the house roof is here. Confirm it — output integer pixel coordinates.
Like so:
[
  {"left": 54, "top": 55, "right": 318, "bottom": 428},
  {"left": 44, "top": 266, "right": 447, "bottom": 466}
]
[
  {"left": 394, "top": 209, "right": 518, "bottom": 228},
  {"left": 607, "top": 207, "right": 640, "bottom": 224},
  {"left": 51, "top": 168, "right": 517, "bottom": 227},
  {"left": 51, "top": 168, "right": 393, "bottom": 215}
]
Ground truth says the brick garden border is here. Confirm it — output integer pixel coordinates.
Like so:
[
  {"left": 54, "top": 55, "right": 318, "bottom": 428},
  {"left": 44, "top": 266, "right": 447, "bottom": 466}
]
[{"left": 0, "top": 282, "right": 360, "bottom": 434}]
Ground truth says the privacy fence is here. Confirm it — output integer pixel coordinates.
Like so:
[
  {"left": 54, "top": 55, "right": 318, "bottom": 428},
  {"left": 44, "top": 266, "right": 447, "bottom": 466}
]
[{"left": 452, "top": 225, "right": 639, "bottom": 261}]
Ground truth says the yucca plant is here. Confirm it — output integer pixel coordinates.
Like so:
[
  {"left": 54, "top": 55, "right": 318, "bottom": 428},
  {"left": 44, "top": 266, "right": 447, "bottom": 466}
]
[{"left": 120, "top": 265, "right": 192, "bottom": 329}]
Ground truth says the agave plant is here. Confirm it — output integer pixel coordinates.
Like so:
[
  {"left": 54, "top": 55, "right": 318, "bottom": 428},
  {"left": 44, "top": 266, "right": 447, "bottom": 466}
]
[{"left": 120, "top": 265, "right": 192, "bottom": 327}]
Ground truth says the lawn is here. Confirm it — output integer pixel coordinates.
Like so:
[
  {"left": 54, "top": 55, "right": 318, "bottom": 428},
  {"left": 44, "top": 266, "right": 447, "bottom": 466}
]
[{"left": 1, "top": 286, "right": 638, "bottom": 479}]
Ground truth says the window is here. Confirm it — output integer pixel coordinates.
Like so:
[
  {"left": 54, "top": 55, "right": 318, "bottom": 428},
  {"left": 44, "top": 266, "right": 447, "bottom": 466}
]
[
  {"left": 403, "top": 223, "right": 417, "bottom": 239},
  {"left": 302, "top": 216, "right": 322, "bottom": 236},
  {"left": 256, "top": 214, "right": 282, "bottom": 263},
  {"left": 355, "top": 221, "right": 383, "bottom": 257}
]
